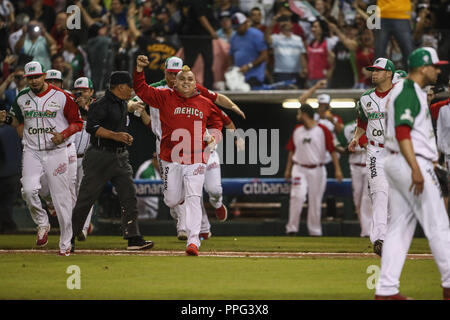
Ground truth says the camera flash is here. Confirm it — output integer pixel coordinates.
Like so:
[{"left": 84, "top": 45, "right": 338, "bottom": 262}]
[{"left": 34, "top": 26, "right": 40, "bottom": 33}]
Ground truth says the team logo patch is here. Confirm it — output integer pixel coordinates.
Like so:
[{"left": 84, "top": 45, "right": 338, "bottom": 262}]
[
  {"left": 25, "top": 100, "right": 31, "bottom": 106},
  {"left": 400, "top": 109, "right": 413, "bottom": 123},
  {"left": 193, "top": 165, "right": 205, "bottom": 176},
  {"left": 292, "top": 177, "right": 301, "bottom": 186},
  {"left": 303, "top": 138, "right": 312, "bottom": 144},
  {"left": 366, "top": 101, "right": 372, "bottom": 109},
  {"left": 53, "top": 163, "right": 67, "bottom": 176}
]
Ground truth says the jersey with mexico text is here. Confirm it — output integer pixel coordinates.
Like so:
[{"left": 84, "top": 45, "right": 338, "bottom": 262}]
[
  {"left": 286, "top": 124, "right": 335, "bottom": 165},
  {"left": 385, "top": 78, "right": 438, "bottom": 161},
  {"left": 356, "top": 86, "right": 393, "bottom": 146},
  {"left": 133, "top": 70, "right": 221, "bottom": 164},
  {"left": 10, "top": 84, "right": 82, "bottom": 151}
]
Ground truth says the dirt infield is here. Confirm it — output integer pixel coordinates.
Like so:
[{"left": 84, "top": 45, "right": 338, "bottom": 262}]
[{"left": 0, "top": 249, "right": 434, "bottom": 259}]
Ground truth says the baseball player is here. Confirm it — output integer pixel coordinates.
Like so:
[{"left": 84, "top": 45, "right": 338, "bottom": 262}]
[
  {"left": 129, "top": 56, "right": 245, "bottom": 240},
  {"left": 39, "top": 70, "right": 78, "bottom": 218},
  {"left": 348, "top": 58, "right": 395, "bottom": 256},
  {"left": 134, "top": 56, "right": 223, "bottom": 256},
  {"left": 375, "top": 47, "right": 450, "bottom": 300},
  {"left": 342, "top": 121, "right": 371, "bottom": 237},
  {"left": 0, "top": 61, "right": 83, "bottom": 256},
  {"left": 284, "top": 104, "right": 343, "bottom": 236},
  {"left": 392, "top": 69, "right": 407, "bottom": 84},
  {"left": 72, "top": 77, "right": 96, "bottom": 240}
]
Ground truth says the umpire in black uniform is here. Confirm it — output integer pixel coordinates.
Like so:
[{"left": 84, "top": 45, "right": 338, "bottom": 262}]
[{"left": 71, "top": 71, "right": 153, "bottom": 251}]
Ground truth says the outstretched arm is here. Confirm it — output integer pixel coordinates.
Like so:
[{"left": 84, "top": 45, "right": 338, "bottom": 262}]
[{"left": 298, "top": 79, "right": 327, "bottom": 104}]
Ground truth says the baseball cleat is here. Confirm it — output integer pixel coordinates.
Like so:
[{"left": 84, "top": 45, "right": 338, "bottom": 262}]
[
  {"left": 186, "top": 243, "right": 198, "bottom": 256},
  {"left": 77, "top": 229, "right": 88, "bottom": 241},
  {"left": 57, "top": 249, "right": 71, "bottom": 256},
  {"left": 375, "top": 293, "right": 412, "bottom": 300},
  {"left": 199, "top": 232, "right": 212, "bottom": 240},
  {"left": 127, "top": 237, "right": 154, "bottom": 250},
  {"left": 373, "top": 239, "right": 383, "bottom": 257},
  {"left": 215, "top": 204, "right": 227, "bottom": 222},
  {"left": 36, "top": 225, "right": 50, "bottom": 247},
  {"left": 444, "top": 287, "right": 450, "bottom": 300},
  {"left": 177, "top": 230, "right": 187, "bottom": 241}
]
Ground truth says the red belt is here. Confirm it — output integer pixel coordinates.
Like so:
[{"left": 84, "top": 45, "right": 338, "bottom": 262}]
[
  {"left": 352, "top": 163, "right": 366, "bottom": 167},
  {"left": 369, "top": 140, "right": 384, "bottom": 148},
  {"left": 299, "top": 164, "right": 324, "bottom": 169}
]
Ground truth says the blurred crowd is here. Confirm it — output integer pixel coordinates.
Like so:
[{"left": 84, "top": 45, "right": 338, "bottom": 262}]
[{"left": 0, "top": 0, "right": 449, "bottom": 98}]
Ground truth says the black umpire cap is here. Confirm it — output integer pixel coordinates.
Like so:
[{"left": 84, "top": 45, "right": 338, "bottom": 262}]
[{"left": 109, "top": 71, "right": 132, "bottom": 87}]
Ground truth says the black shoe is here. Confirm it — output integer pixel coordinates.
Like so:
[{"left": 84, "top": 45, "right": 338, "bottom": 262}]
[
  {"left": 70, "top": 237, "right": 75, "bottom": 253},
  {"left": 127, "top": 237, "right": 154, "bottom": 250},
  {"left": 373, "top": 239, "right": 383, "bottom": 257}
]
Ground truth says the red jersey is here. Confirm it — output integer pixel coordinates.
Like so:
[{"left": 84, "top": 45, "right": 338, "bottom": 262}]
[
  {"left": 355, "top": 46, "right": 374, "bottom": 85},
  {"left": 134, "top": 70, "right": 221, "bottom": 164},
  {"left": 430, "top": 98, "right": 450, "bottom": 121},
  {"left": 307, "top": 40, "right": 329, "bottom": 80}
]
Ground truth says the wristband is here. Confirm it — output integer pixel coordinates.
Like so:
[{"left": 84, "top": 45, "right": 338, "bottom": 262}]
[
  {"left": 5, "top": 115, "right": 13, "bottom": 125},
  {"left": 247, "top": 62, "right": 254, "bottom": 69}
]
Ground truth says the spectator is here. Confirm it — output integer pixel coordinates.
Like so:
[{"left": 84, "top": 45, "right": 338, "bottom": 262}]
[
  {"left": 50, "top": 11, "right": 68, "bottom": 52},
  {"left": 85, "top": 0, "right": 107, "bottom": 21},
  {"left": 102, "top": 0, "right": 128, "bottom": 29},
  {"left": 305, "top": 19, "right": 334, "bottom": 88},
  {"left": 374, "top": 0, "right": 412, "bottom": 69},
  {"left": 86, "top": 22, "right": 113, "bottom": 91},
  {"left": 14, "top": 20, "right": 57, "bottom": 71},
  {"left": 216, "top": 0, "right": 239, "bottom": 20},
  {"left": 8, "top": 13, "right": 29, "bottom": 54},
  {"left": 354, "top": 28, "right": 374, "bottom": 89},
  {"left": 249, "top": 6, "right": 266, "bottom": 33},
  {"left": 0, "top": 65, "right": 26, "bottom": 109},
  {"left": 24, "top": 0, "right": 56, "bottom": 31},
  {"left": 270, "top": 1, "right": 305, "bottom": 41},
  {"left": 216, "top": 11, "right": 235, "bottom": 43},
  {"left": 327, "top": 22, "right": 357, "bottom": 88},
  {"left": 0, "top": 0, "right": 15, "bottom": 25},
  {"left": 179, "top": 0, "right": 218, "bottom": 88},
  {"left": 413, "top": 4, "right": 438, "bottom": 50},
  {"left": 265, "top": 15, "right": 307, "bottom": 87},
  {"left": 0, "top": 15, "right": 9, "bottom": 59},
  {"left": 229, "top": 12, "right": 268, "bottom": 88},
  {"left": 63, "top": 33, "right": 88, "bottom": 82},
  {"left": 153, "top": 5, "right": 178, "bottom": 39},
  {"left": 51, "top": 52, "right": 73, "bottom": 90}
]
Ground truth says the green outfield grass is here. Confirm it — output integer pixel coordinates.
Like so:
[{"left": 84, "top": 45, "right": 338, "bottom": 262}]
[{"left": 0, "top": 235, "right": 441, "bottom": 300}]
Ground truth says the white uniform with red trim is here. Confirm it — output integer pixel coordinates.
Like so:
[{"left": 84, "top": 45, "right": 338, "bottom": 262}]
[
  {"left": 285, "top": 123, "right": 335, "bottom": 235},
  {"left": 10, "top": 84, "right": 82, "bottom": 252},
  {"left": 343, "top": 121, "right": 371, "bottom": 237},
  {"left": 356, "top": 87, "right": 393, "bottom": 243}
]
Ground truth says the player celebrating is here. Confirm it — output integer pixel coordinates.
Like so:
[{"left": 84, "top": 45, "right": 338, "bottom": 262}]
[
  {"left": 348, "top": 58, "right": 395, "bottom": 256},
  {"left": 375, "top": 47, "right": 450, "bottom": 300},
  {"left": 134, "top": 55, "right": 222, "bottom": 256},
  {"left": 0, "top": 61, "right": 83, "bottom": 256},
  {"left": 284, "top": 104, "right": 343, "bottom": 236}
]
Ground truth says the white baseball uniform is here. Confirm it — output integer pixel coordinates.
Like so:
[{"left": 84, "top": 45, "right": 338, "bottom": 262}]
[
  {"left": 356, "top": 86, "right": 393, "bottom": 243},
  {"left": 10, "top": 84, "right": 83, "bottom": 252},
  {"left": 432, "top": 99, "right": 450, "bottom": 171},
  {"left": 343, "top": 121, "right": 371, "bottom": 237},
  {"left": 285, "top": 123, "right": 335, "bottom": 235},
  {"left": 376, "top": 78, "right": 450, "bottom": 296}
]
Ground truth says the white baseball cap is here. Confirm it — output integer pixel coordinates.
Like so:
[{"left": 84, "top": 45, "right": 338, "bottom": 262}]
[
  {"left": 74, "top": 77, "right": 94, "bottom": 89},
  {"left": 231, "top": 12, "right": 248, "bottom": 28},
  {"left": 45, "top": 69, "right": 63, "bottom": 81},
  {"left": 24, "top": 61, "right": 46, "bottom": 77},
  {"left": 165, "top": 56, "right": 183, "bottom": 73},
  {"left": 317, "top": 94, "right": 331, "bottom": 104}
]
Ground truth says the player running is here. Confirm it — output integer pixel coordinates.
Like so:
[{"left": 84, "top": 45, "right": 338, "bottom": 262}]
[
  {"left": 375, "top": 47, "right": 450, "bottom": 300},
  {"left": 0, "top": 61, "right": 83, "bottom": 256},
  {"left": 348, "top": 58, "right": 395, "bottom": 256}
]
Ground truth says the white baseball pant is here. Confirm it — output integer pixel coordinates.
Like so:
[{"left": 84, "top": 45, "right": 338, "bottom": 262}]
[
  {"left": 162, "top": 160, "right": 206, "bottom": 249},
  {"left": 376, "top": 154, "right": 450, "bottom": 296},
  {"left": 204, "top": 150, "right": 223, "bottom": 209},
  {"left": 350, "top": 163, "right": 372, "bottom": 237},
  {"left": 76, "top": 158, "right": 93, "bottom": 232},
  {"left": 21, "top": 147, "right": 73, "bottom": 252},
  {"left": 367, "top": 146, "right": 389, "bottom": 243},
  {"left": 286, "top": 164, "right": 327, "bottom": 236}
]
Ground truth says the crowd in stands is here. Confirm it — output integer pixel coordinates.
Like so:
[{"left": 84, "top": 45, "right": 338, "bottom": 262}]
[{"left": 0, "top": 0, "right": 449, "bottom": 99}]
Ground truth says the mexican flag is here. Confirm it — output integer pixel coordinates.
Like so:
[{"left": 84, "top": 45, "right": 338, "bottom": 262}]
[{"left": 288, "top": 0, "right": 321, "bottom": 20}]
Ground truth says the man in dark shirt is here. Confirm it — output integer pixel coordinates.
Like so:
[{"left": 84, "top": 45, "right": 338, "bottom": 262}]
[
  {"left": 71, "top": 71, "right": 154, "bottom": 252},
  {"left": 179, "top": 0, "right": 218, "bottom": 88}
]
